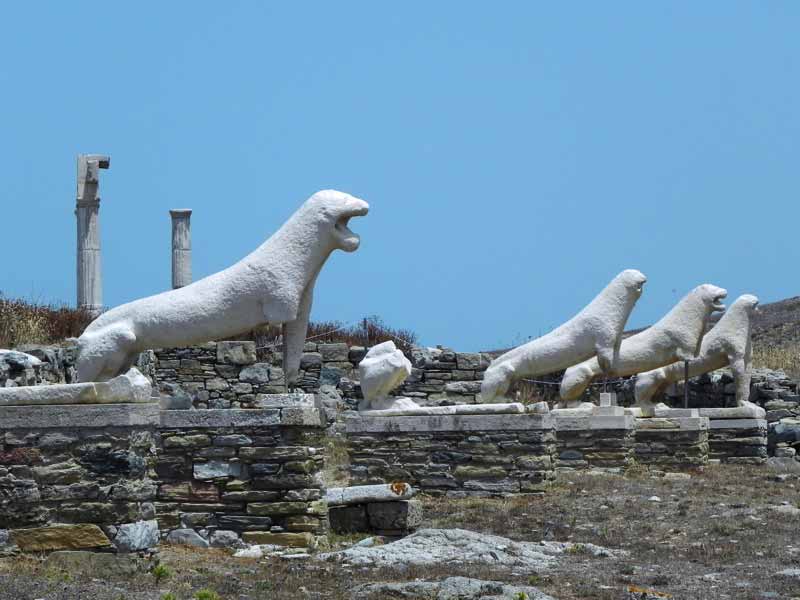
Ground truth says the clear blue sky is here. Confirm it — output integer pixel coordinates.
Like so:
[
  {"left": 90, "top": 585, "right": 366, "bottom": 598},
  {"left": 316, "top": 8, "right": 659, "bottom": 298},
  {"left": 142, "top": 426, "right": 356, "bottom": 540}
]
[{"left": 1, "top": 3, "right": 798, "bottom": 351}]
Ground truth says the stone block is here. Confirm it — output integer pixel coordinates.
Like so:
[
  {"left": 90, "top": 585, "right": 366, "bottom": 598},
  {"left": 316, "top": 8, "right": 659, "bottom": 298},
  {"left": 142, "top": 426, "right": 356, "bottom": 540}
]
[
  {"left": 366, "top": 500, "right": 422, "bottom": 532},
  {"left": 239, "top": 363, "right": 272, "bottom": 384},
  {"left": 166, "top": 528, "right": 209, "bottom": 548},
  {"left": 246, "top": 502, "right": 309, "bottom": 516},
  {"left": 11, "top": 524, "right": 111, "bottom": 551},
  {"left": 319, "top": 343, "right": 350, "bottom": 362},
  {"left": 241, "top": 531, "right": 314, "bottom": 548},
  {"left": 112, "top": 520, "right": 159, "bottom": 552},
  {"left": 329, "top": 505, "right": 369, "bottom": 533},
  {"left": 216, "top": 341, "right": 257, "bottom": 365},
  {"left": 193, "top": 460, "right": 242, "bottom": 479}
]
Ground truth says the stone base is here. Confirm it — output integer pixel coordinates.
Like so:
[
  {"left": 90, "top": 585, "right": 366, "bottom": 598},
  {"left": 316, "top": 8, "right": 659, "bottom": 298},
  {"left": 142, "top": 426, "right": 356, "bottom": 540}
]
[
  {"left": 346, "top": 414, "right": 556, "bottom": 496},
  {"left": 329, "top": 499, "right": 422, "bottom": 536},
  {"left": 698, "top": 401, "right": 766, "bottom": 420},
  {"left": 633, "top": 417, "right": 709, "bottom": 468},
  {"left": 359, "top": 402, "right": 525, "bottom": 417},
  {"left": 553, "top": 413, "right": 635, "bottom": 470},
  {"left": 0, "top": 403, "right": 329, "bottom": 553},
  {"left": 707, "top": 418, "right": 767, "bottom": 464}
]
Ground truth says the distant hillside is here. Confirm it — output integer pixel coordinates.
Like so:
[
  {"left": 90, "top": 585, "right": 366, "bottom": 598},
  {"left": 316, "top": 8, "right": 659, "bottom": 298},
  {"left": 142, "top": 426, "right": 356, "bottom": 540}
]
[{"left": 750, "top": 296, "right": 800, "bottom": 348}]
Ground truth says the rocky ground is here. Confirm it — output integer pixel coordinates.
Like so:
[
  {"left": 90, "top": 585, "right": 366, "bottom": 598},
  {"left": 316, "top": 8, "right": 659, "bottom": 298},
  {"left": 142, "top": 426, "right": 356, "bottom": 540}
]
[{"left": 1, "top": 463, "right": 799, "bottom": 600}]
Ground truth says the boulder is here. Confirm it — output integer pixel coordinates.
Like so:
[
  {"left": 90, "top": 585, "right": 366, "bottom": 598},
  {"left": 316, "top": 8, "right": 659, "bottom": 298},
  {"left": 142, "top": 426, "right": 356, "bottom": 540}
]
[
  {"left": 165, "top": 528, "right": 209, "bottom": 548},
  {"left": 112, "top": 520, "right": 159, "bottom": 552}
]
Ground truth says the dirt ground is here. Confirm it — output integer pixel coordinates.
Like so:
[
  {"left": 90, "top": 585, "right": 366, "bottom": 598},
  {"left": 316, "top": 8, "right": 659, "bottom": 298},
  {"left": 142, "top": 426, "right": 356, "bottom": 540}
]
[{"left": 1, "top": 464, "right": 799, "bottom": 600}]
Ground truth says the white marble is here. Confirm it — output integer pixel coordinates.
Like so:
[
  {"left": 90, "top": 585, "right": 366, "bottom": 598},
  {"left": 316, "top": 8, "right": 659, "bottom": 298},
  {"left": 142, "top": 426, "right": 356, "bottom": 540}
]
[
  {"left": 634, "top": 294, "right": 759, "bottom": 412},
  {"left": 170, "top": 209, "right": 192, "bottom": 289},
  {"left": 0, "top": 368, "right": 152, "bottom": 406},
  {"left": 76, "top": 154, "right": 110, "bottom": 316},
  {"left": 325, "top": 483, "right": 415, "bottom": 506},
  {"left": 75, "top": 190, "right": 368, "bottom": 383},
  {"left": 699, "top": 402, "right": 766, "bottom": 420},
  {"left": 480, "top": 270, "right": 646, "bottom": 403},
  {"left": 560, "top": 284, "right": 727, "bottom": 403},
  {"left": 357, "top": 341, "right": 413, "bottom": 411}
]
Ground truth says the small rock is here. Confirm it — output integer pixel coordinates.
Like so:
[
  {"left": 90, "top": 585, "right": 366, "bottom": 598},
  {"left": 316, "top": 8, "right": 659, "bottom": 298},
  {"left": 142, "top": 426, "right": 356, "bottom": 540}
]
[
  {"left": 165, "top": 528, "right": 209, "bottom": 548},
  {"left": 648, "top": 496, "right": 662, "bottom": 503}
]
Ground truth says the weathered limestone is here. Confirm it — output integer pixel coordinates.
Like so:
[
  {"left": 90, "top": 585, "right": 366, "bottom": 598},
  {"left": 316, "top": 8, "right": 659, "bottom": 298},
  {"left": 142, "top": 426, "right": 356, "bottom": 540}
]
[
  {"left": 326, "top": 483, "right": 415, "bottom": 506},
  {"left": 358, "top": 341, "right": 413, "bottom": 411},
  {"left": 481, "top": 269, "right": 647, "bottom": 402},
  {"left": 553, "top": 410, "right": 636, "bottom": 470},
  {"left": 75, "top": 154, "right": 110, "bottom": 316},
  {"left": 170, "top": 209, "right": 192, "bottom": 289},
  {"left": 560, "top": 284, "right": 728, "bottom": 405},
  {"left": 635, "top": 294, "right": 760, "bottom": 413},
  {"left": 0, "top": 368, "right": 152, "bottom": 407},
  {"left": 76, "top": 189, "right": 368, "bottom": 383}
]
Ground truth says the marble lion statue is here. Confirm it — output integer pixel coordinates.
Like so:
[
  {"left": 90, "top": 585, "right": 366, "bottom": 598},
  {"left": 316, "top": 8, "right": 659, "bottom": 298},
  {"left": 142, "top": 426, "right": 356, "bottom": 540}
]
[
  {"left": 480, "top": 269, "right": 647, "bottom": 403},
  {"left": 559, "top": 283, "right": 728, "bottom": 406},
  {"left": 634, "top": 294, "right": 759, "bottom": 413},
  {"left": 75, "top": 189, "right": 369, "bottom": 383}
]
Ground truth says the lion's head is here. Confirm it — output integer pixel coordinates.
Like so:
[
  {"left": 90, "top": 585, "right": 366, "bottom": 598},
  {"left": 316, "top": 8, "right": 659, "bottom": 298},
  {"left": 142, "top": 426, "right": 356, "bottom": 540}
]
[
  {"left": 732, "top": 293, "right": 759, "bottom": 316},
  {"left": 305, "top": 189, "right": 369, "bottom": 252},
  {"left": 696, "top": 284, "right": 728, "bottom": 313},
  {"left": 617, "top": 269, "right": 647, "bottom": 299}
]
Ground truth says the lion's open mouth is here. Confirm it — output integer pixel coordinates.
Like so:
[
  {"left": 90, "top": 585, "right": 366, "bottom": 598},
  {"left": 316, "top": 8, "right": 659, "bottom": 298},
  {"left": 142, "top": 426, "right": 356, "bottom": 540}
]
[
  {"left": 712, "top": 293, "right": 727, "bottom": 311},
  {"left": 334, "top": 205, "right": 369, "bottom": 250}
]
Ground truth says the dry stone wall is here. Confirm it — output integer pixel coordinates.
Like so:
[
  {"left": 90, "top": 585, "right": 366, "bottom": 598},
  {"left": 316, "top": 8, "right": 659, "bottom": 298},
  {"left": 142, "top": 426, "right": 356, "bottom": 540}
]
[
  {"left": 345, "top": 414, "right": 557, "bottom": 497},
  {"left": 0, "top": 403, "right": 329, "bottom": 554}
]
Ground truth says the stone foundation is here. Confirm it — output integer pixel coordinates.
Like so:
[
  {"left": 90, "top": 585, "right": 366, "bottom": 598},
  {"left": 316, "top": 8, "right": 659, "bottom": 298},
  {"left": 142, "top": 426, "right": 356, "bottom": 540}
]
[
  {"left": 633, "top": 416, "right": 709, "bottom": 468},
  {"left": 0, "top": 401, "right": 329, "bottom": 553},
  {"left": 0, "top": 404, "right": 160, "bottom": 553},
  {"left": 345, "top": 414, "right": 556, "bottom": 497},
  {"left": 156, "top": 407, "right": 328, "bottom": 549},
  {"left": 707, "top": 418, "right": 768, "bottom": 464},
  {"left": 553, "top": 414, "right": 635, "bottom": 470}
]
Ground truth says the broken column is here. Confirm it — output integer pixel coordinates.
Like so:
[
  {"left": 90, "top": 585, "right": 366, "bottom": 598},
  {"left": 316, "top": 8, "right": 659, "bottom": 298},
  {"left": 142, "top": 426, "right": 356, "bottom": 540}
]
[
  {"left": 76, "top": 154, "right": 110, "bottom": 316},
  {"left": 169, "top": 209, "right": 192, "bottom": 289}
]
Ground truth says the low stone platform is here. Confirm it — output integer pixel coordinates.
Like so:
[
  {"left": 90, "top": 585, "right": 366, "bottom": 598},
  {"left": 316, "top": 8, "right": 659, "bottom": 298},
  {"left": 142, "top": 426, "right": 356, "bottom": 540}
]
[
  {"left": 633, "top": 415, "right": 710, "bottom": 468},
  {"left": 0, "top": 402, "right": 329, "bottom": 553},
  {"left": 553, "top": 412, "right": 635, "bottom": 470},
  {"left": 705, "top": 418, "right": 768, "bottom": 464},
  {"left": 345, "top": 413, "right": 556, "bottom": 497},
  {"left": 0, "top": 403, "right": 160, "bottom": 554},
  {"left": 156, "top": 407, "right": 328, "bottom": 549}
]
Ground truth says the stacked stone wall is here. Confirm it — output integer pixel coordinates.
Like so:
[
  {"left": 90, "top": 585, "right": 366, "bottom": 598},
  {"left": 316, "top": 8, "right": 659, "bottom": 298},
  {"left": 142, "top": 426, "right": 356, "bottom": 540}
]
[
  {"left": 155, "top": 408, "right": 328, "bottom": 549},
  {"left": 633, "top": 418, "right": 709, "bottom": 468},
  {"left": 707, "top": 419, "right": 767, "bottom": 464},
  {"left": 346, "top": 414, "right": 556, "bottom": 497},
  {"left": 0, "top": 404, "right": 328, "bottom": 553},
  {"left": 0, "top": 405, "right": 159, "bottom": 553}
]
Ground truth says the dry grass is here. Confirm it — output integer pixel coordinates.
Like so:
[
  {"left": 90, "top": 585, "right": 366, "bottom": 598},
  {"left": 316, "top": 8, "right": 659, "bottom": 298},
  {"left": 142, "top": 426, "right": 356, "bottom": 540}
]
[
  {"left": 0, "top": 295, "right": 93, "bottom": 348},
  {"left": 752, "top": 344, "right": 800, "bottom": 378}
]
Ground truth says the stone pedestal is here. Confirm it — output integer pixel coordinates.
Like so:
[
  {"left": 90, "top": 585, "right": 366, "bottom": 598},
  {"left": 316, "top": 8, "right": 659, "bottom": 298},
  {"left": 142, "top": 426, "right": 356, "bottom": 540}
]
[
  {"left": 0, "top": 403, "right": 159, "bottom": 553},
  {"left": 346, "top": 414, "right": 556, "bottom": 497},
  {"left": 169, "top": 209, "right": 192, "bottom": 289},
  {"left": 704, "top": 418, "right": 768, "bottom": 464},
  {"left": 157, "top": 407, "right": 327, "bottom": 549},
  {"left": 633, "top": 416, "right": 709, "bottom": 468},
  {"left": 553, "top": 409, "right": 635, "bottom": 470},
  {"left": 75, "top": 154, "right": 110, "bottom": 316}
]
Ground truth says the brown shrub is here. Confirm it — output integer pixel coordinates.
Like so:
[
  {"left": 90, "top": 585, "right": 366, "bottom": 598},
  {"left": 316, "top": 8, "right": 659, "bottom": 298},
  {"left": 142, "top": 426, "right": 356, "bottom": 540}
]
[{"left": 0, "top": 295, "right": 93, "bottom": 348}]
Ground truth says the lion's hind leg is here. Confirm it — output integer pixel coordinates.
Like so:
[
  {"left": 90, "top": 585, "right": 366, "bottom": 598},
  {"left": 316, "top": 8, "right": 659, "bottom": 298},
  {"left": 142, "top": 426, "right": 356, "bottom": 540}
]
[{"left": 480, "top": 362, "right": 514, "bottom": 402}]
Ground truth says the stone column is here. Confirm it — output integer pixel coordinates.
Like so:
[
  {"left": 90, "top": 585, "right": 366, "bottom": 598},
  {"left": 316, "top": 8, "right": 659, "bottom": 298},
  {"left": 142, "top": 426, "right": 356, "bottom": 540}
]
[
  {"left": 170, "top": 209, "right": 192, "bottom": 289},
  {"left": 76, "top": 154, "right": 110, "bottom": 316}
]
